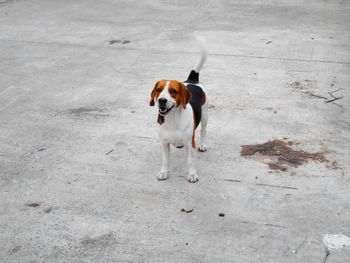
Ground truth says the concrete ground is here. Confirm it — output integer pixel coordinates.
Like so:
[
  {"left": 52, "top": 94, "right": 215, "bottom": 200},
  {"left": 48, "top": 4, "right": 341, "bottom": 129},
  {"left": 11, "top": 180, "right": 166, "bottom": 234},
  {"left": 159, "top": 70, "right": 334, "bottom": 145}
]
[{"left": 1, "top": 0, "right": 350, "bottom": 262}]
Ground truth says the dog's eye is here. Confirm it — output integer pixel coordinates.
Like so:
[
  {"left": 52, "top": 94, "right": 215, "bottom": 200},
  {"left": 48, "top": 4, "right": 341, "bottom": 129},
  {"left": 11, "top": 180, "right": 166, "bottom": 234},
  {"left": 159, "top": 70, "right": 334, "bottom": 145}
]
[{"left": 169, "top": 89, "right": 176, "bottom": 94}]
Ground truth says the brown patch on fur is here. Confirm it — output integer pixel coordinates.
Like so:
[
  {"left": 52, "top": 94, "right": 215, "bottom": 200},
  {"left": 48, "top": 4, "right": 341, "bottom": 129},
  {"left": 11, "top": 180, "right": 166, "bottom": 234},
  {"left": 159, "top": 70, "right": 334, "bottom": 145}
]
[
  {"left": 192, "top": 133, "right": 196, "bottom": 148},
  {"left": 176, "top": 82, "right": 192, "bottom": 109},
  {"left": 149, "top": 80, "right": 166, "bottom": 106},
  {"left": 157, "top": 115, "right": 164, "bottom": 125},
  {"left": 151, "top": 80, "right": 191, "bottom": 109},
  {"left": 201, "top": 92, "right": 206, "bottom": 105},
  {"left": 241, "top": 139, "right": 330, "bottom": 172}
]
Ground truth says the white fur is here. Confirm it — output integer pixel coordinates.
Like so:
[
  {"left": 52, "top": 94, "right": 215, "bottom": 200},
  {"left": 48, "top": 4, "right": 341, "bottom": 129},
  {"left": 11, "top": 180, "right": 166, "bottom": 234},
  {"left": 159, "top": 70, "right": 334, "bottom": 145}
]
[
  {"left": 158, "top": 81, "right": 174, "bottom": 110},
  {"left": 156, "top": 89, "right": 208, "bottom": 183},
  {"left": 193, "top": 35, "right": 208, "bottom": 73}
]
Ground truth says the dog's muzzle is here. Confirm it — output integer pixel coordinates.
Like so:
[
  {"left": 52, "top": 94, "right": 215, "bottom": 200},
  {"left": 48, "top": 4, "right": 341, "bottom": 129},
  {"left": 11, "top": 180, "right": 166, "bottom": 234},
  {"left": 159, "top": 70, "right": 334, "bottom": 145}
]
[
  {"left": 159, "top": 104, "right": 174, "bottom": 116},
  {"left": 158, "top": 98, "right": 174, "bottom": 116}
]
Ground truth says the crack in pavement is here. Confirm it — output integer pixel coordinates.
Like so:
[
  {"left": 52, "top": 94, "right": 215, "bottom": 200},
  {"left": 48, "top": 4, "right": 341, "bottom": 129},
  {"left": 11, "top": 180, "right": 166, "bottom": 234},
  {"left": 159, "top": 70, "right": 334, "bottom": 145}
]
[{"left": 1, "top": 38, "right": 350, "bottom": 65}]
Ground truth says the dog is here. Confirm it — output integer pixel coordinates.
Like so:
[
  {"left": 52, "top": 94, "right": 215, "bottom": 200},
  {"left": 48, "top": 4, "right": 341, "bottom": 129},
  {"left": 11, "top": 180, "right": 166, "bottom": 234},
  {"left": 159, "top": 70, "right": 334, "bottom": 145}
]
[{"left": 149, "top": 38, "right": 208, "bottom": 183}]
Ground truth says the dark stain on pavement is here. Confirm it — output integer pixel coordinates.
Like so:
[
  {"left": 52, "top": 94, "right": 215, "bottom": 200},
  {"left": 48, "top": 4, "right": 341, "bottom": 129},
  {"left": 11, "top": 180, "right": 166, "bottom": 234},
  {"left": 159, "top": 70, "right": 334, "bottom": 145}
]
[
  {"left": 0, "top": 0, "right": 15, "bottom": 5},
  {"left": 67, "top": 107, "right": 109, "bottom": 117},
  {"left": 68, "top": 107, "right": 103, "bottom": 114},
  {"left": 44, "top": 207, "right": 53, "bottom": 213},
  {"left": 109, "top": 39, "right": 131, "bottom": 45},
  {"left": 241, "top": 139, "right": 330, "bottom": 172},
  {"left": 81, "top": 233, "right": 116, "bottom": 246}
]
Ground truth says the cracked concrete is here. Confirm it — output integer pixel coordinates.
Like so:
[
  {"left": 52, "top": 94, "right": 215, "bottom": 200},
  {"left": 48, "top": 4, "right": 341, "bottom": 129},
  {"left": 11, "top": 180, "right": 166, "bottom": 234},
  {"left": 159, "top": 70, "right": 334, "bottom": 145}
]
[{"left": 1, "top": 0, "right": 350, "bottom": 262}]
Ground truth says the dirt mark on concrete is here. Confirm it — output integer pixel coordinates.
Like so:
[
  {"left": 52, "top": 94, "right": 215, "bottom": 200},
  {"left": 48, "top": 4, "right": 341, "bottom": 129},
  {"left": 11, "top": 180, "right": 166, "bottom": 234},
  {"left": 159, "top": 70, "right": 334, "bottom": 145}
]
[
  {"left": 241, "top": 139, "right": 338, "bottom": 172},
  {"left": 68, "top": 107, "right": 102, "bottom": 114},
  {"left": 109, "top": 39, "right": 131, "bottom": 45},
  {"left": 81, "top": 233, "right": 116, "bottom": 246},
  {"left": 67, "top": 107, "right": 109, "bottom": 117},
  {"left": 0, "top": 0, "right": 15, "bottom": 5},
  {"left": 25, "top": 202, "right": 42, "bottom": 207},
  {"left": 289, "top": 80, "right": 315, "bottom": 91}
]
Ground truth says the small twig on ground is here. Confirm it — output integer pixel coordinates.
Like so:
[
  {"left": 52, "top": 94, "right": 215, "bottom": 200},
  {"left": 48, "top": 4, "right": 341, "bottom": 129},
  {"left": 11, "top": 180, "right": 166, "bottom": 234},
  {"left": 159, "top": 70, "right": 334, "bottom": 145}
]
[
  {"left": 330, "top": 101, "right": 343, "bottom": 107},
  {"left": 329, "top": 88, "right": 342, "bottom": 94},
  {"left": 105, "top": 149, "right": 114, "bottom": 155},
  {"left": 216, "top": 179, "right": 242, "bottom": 183},
  {"left": 264, "top": 223, "right": 286, "bottom": 228},
  {"left": 308, "top": 93, "right": 328, "bottom": 100},
  {"left": 325, "top": 96, "right": 344, "bottom": 103},
  {"left": 31, "top": 148, "right": 47, "bottom": 154},
  {"left": 328, "top": 92, "right": 336, "bottom": 99},
  {"left": 256, "top": 183, "right": 298, "bottom": 190},
  {"left": 322, "top": 248, "right": 330, "bottom": 263},
  {"left": 326, "top": 88, "right": 343, "bottom": 102},
  {"left": 307, "top": 89, "right": 344, "bottom": 105}
]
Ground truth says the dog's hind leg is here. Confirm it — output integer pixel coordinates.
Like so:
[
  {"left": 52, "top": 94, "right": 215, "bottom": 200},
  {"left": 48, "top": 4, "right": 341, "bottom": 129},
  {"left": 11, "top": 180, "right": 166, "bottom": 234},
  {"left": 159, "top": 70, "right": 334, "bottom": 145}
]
[
  {"left": 186, "top": 143, "right": 199, "bottom": 183},
  {"left": 198, "top": 99, "right": 208, "bottom": 152}
]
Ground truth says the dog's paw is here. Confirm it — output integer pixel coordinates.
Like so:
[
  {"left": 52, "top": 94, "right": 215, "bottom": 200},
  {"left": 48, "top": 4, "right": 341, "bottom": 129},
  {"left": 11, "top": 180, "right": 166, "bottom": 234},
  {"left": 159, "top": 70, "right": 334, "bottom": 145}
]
[
  {"left": 198, "top": 144, "right": 207, "bottom": 152},
  {"left": 187, "top": 173, "right": 199, "bottom": 183},
  {"left": 157, "top": 170, "right": 169, "bottom": 181}
]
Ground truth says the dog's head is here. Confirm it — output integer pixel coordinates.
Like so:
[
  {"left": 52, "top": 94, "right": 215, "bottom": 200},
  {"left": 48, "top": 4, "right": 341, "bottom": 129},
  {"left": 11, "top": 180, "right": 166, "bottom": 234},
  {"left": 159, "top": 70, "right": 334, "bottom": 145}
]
[{"left": 149, "top": 80, "right": 191, "bottom": 116}]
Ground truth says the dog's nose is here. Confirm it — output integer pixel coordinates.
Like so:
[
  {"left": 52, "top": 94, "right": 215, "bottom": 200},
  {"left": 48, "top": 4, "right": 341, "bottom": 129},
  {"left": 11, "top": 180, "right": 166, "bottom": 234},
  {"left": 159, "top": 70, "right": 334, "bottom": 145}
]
[{"left": 158, "top": 98, "right": 167, "bottom": 105}]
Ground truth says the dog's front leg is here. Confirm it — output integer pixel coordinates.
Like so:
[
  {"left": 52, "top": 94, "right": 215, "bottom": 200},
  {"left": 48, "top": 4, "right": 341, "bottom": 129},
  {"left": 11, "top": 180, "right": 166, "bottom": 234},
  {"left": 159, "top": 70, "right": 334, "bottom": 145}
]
[
  {"left": 186, "top": 144, "right": 199, "bottom": 183},
  {"left": 157, "top": 142, "right": 170, "bottom": 180}
]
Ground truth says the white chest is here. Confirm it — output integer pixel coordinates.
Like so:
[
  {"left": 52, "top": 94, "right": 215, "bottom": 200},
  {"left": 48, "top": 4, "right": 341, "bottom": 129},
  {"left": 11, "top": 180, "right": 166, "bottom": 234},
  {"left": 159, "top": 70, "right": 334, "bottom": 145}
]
[
  {"left": 159, "top": 128, "right": 187, "bottom": 146},
  {"left": 158, "top": 107, "right": 194, "bottom": 146}
]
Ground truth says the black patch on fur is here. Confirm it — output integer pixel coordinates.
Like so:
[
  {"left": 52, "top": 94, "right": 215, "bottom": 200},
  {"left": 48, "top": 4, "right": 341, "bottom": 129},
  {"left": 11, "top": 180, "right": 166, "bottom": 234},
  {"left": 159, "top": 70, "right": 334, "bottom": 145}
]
[
  {"left": 187, "top": 84, "right": 204, "bottom": 129},
  {"left": 184, "top": 70, "right": 199, "bottom": 84}
]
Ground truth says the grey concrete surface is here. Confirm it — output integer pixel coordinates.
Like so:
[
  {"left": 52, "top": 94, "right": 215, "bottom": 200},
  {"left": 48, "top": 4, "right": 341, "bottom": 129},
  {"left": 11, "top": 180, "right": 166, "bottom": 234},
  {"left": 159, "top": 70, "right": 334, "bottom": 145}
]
[{"left": 1, "top": 0, "right": 350, "bottom": 262}]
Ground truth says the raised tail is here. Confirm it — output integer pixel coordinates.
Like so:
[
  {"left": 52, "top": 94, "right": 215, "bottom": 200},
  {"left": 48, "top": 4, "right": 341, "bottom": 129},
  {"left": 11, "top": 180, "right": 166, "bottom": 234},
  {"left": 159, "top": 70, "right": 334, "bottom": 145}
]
[{"left": 185, "top": 35, "right": 207, "bottom": 84}]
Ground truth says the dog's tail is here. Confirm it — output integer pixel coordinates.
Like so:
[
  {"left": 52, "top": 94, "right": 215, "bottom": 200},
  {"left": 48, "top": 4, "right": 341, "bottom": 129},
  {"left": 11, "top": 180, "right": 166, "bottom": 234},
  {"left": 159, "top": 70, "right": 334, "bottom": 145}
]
[{"left": 185, "top": 35, "right": 207, "bottom": 84}]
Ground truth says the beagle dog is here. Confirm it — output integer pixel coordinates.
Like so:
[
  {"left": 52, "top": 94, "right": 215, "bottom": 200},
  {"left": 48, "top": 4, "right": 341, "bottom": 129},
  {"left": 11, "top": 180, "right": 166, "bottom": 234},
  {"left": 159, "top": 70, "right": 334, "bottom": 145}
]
[{"left": 149, "top": 42, "right": 208, "bottom": 183}]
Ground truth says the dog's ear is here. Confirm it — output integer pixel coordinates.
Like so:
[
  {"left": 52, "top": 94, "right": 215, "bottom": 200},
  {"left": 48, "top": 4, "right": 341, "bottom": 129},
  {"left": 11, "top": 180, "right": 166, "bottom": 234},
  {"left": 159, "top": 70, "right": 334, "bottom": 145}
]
[
  {"left": 149, "top": 81, "right": 160, "bottom": 106},
  {"left": 178, "top": 82, "right": 192, "bottom": 109}
]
